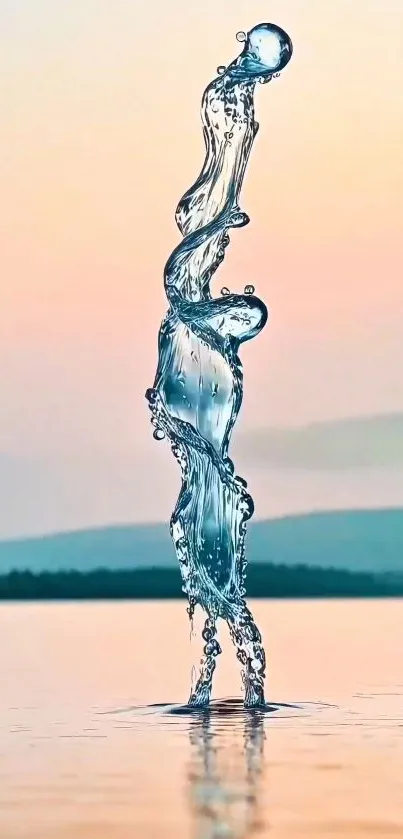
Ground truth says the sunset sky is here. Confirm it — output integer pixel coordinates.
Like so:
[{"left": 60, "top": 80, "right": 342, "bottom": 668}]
[{"left": 1, "top": 0, "right": 402, "bottom": 537}]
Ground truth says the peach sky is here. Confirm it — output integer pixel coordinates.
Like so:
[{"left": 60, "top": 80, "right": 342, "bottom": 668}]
[{"left": 0, "top": 0, "right": 402, "bottom": 534}]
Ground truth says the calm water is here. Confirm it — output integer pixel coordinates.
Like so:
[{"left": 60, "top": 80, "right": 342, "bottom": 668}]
[{"left": 1, "top": 599, "right": 402, "bottom": 838}]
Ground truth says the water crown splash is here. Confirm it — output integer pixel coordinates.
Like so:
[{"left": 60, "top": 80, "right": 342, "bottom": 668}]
[{"left": 146, "top": 23, "right": 293, "bottom": 707}]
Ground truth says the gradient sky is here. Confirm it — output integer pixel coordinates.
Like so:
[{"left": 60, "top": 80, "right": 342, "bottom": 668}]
[{"left": 1, "top": 0, "right": 402, "bottom": 536}]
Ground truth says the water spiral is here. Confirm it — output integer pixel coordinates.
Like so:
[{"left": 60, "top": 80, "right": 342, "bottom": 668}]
[{"left": 146, "top": 23, "right": 292, "bottom": 707}]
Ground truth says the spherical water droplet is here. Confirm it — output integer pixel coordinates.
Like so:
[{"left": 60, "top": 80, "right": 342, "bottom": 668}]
[
  {"left": 145, "top": 387, "right": 157, "bottom": 403},
  {"left": 204, "top": 639, "right": 221, "bottom": 657},
  {"left": 236, "top": 31, "right": 246, "bottom": 43},
  {"left": 230, "top": 210, "right": 249, "bottom": 227},
  {"left": 221, "top": 287, "right": 230, "bottom": 296},
  {"left": 244, "top": 284, "right": 255, "bottom": 295},
  {"left": 153, "top": 428, "right": 165, "bottom": 441},
  {"left": 217, "top": 65, "right": 226, "bottom": 75},
  {"left": 247, "top": 23, "right": 293, "bottom": 74}
]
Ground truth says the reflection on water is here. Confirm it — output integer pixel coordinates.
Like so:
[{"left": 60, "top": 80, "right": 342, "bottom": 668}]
[
  {"left": 1, "top": 601, "right": 403, "bottom": 838},
  {"left": 187, "top": 701, "right": 266, "bottom": 839}
]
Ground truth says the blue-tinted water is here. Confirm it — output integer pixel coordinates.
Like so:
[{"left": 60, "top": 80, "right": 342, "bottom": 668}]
[{"left": 146, "top": 24, "right": 293, "bottom": 707}]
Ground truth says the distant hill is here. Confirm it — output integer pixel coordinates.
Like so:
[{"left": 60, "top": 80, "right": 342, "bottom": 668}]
[
  {"left": 1, "top": 413, "right": 403, "bottom": 541},
  {"left": 0, "top": 508, "right": 402, "bottom": 575},
  {"left": 248, "top": 508, "right": 403, "bottom": 573}
]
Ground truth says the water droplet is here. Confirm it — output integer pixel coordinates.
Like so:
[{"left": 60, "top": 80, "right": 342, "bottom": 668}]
[
  {"left": 204, "top": 639, "right": 221, "bottom": 657},
  {"left": 244, "top": 284, "right": 255, "bottom": 295},
  {"left": 153, "top": 428, "right": 165, "bottom": 441},
  {"left": 236, "top": 31, "right": 246, "bottom": 43},
  {"left": 145, "top": 387, "right": 157, "bottom": 403},
  {"left": 221, "top": 287, "right": 230, "bottom": 296},
  {"left": 217, "top": 65, "right": 226, "bottom": 75},
  {"left": 230, "top": 210, "right": 249, "bottom": 227}
]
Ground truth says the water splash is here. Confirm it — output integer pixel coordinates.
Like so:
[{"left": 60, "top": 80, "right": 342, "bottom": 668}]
[{"left": 146, "top": 23, "right": 293, "bottom": 707}]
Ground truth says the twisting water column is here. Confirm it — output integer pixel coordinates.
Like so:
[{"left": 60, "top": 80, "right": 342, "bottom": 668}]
[{"left": 146, "top": 23, "right": 292, "bottom": 707}]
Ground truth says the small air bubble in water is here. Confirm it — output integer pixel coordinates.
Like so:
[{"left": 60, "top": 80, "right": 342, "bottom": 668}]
[
  {"left": 236, "top": 31, "right": 246, "bottom": 42},
  {"left": 221, "top": 287, "right": 230, "bottom": 296},
  {"left": 244, "top": 284, "right": 255, "bottom": 295},
  {"left": 153, "top": 428, "right": 165, "bottom": 441}
]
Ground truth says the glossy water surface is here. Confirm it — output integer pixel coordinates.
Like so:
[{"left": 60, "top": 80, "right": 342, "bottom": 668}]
[{"left": 1, "top": 599, "right": 402, "bottom": 838}]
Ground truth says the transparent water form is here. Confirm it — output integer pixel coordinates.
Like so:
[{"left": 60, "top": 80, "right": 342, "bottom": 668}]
[{"left": 146, "top": 23, "right": 293, "bottom": 707}]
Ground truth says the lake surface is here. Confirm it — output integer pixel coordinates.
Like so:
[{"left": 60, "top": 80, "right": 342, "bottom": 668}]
[{"left": 1, "top": 599, "right": 402, "bottom": 838}]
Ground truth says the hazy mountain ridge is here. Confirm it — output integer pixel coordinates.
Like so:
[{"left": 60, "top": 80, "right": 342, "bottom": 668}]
[
  {"left": 234, "top": 412, "right": 403, "bottom": 469},
  {"left": 0, "top": 508, "right": 402, "bottom": 575},
  {"left": 1, "top": 413, "right": 402, "bottom": 539}
]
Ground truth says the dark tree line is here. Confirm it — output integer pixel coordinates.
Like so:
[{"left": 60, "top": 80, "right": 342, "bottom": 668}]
[{"left": 0, "top": 564, "right": 401, "bottom": 600}]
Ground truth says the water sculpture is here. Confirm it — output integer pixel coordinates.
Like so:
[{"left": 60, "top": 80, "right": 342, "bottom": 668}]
[{"left": 146, "top": 23, "right": 292, "bottom": 707}]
